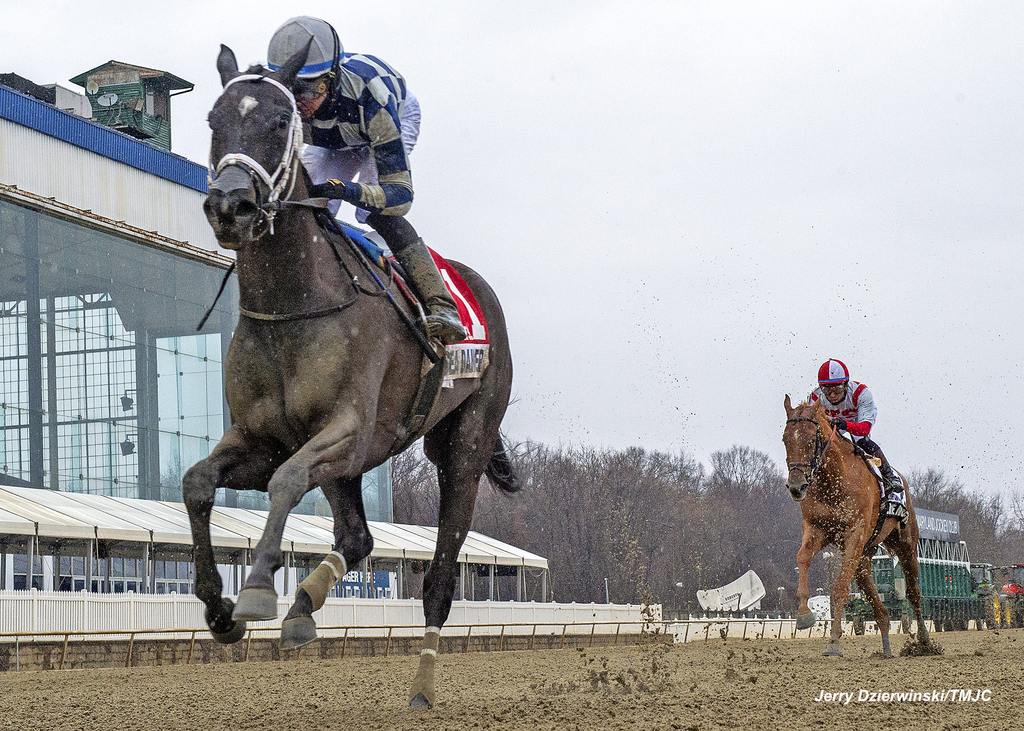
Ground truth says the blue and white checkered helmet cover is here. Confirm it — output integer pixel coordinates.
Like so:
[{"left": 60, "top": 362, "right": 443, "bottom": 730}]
[{"left": 267, "top": 16, "right": 343, "bottom": 79}]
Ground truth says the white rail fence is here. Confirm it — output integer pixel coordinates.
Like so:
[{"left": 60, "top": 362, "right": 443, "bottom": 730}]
[
  {"left": 0, "top": 590, "right": 657, "bottom": 640},
  {"left": 669, "top": 615, "right": 960, "bottom": 642}
]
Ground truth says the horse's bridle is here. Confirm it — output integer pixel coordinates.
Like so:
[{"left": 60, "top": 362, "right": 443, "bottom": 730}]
[
  {"left": 785, "top": 416, "right": 837, "bottom": 493},
  {"left": 208, "top": 74, "right": 305, "bottom": 236}
]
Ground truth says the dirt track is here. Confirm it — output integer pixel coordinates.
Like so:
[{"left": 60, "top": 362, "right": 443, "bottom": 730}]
[{"left": 1, "top": 629, "right": 1020, "bottom": 730}]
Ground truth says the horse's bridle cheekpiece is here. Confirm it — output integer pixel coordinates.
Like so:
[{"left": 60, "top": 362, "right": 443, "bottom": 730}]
[
  {"left": 209, "top": 74, "right": 305, "bottom": 236},
  {"left": 786, "top": 416, "right": 836, "bottom": 493}
]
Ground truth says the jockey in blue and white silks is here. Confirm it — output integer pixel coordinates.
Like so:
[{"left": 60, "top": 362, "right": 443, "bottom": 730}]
[{"left": 267, "top": 16, "right": 465, "bottom": 345}]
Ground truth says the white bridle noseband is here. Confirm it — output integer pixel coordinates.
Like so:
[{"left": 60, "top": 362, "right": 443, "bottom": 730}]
[{"left": 209, "top": 74, "right": 304, "bottom": 235}]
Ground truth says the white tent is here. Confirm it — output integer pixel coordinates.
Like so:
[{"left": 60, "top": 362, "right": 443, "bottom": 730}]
[
  {"left": 0, "top": 483, "right": 548, "bottom": 601},
  {"left": 0, "top": 483, "right": 546, "bottom": 568}
]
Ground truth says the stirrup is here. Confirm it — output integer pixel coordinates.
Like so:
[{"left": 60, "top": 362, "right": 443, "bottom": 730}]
[{"left": 425, "top": 310, "right": 467, "bottom": 345}]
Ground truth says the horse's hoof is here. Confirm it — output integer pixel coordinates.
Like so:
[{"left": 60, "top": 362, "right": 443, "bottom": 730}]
[
  {"left": 823, "top": 643, "right": 843, "bottom": 657},
  {"left": 207, "top": 598, "right": 246, "bottom": 645},
  {"left": 280, "top": 616, "right": 318, "bottom": 651},
  {"left": 233, "top": 586, "right": 279, "bottom": 621},
  {"left": 795, "top": 612, "right": 817, "bottom": 630},
  {"left": 409, "top": 693, "right": 433, "bottom": 711}
]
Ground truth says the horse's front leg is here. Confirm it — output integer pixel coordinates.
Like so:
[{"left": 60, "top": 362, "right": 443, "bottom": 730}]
[
  {"left": 233, "top": 413, "right": 362, "bottom": 622},
  {"left": 794, "top": 523, "right": 826, "bottom": 630},
  {"left": 280, "top": 475, "right": 374, "bottom": 650},
  {"left": 825, "top": 529, "right": 867, "bottom": 656},
  {"left": 183, "top": 428, "right": 280, "bottom": 643}
]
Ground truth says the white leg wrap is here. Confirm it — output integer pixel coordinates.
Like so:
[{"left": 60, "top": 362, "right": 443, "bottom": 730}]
[{"left": 420, "top": 648, "right": 437, "bottom": 657}]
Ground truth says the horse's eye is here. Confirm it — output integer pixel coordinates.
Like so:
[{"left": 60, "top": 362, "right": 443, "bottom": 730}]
[{"left": 277, "top": 114, "right": 291, "bottom": 129}]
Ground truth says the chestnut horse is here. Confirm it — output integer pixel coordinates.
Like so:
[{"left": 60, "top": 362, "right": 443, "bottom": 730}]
[{"left": 782, "top": 396, "right": 929, "bottom": 656}]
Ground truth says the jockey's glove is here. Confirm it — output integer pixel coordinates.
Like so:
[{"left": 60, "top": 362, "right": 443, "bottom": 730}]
[
  {"left": 309, "top": 178, "right": 356, "bottom": 202},
  {"left": 831, "top": 417, "right": 848, "bottom": 432}
]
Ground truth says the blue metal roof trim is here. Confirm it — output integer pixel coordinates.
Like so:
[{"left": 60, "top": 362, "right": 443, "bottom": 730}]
[{"left": 0, "top": 84, "right": 208, "bottom": 193}]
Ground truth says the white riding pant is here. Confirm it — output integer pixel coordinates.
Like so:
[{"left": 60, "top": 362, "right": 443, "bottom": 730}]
[{"left": 300, "top": 92, "right": 421, "bottom": 222}]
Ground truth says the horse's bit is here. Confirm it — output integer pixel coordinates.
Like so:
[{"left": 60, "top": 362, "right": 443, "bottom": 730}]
[{"left": 785, "top": 417, "right": 836, "bottom": 492}]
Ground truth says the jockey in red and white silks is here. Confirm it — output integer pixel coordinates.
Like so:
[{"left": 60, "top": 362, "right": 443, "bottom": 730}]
[{"left": 809, "top": 358, "right": 901, "bottom": 493}]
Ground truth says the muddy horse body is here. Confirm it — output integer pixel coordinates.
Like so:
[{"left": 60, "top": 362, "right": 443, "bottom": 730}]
[{"left": 184, "top": 45, "right": 518, "bottom": 709}]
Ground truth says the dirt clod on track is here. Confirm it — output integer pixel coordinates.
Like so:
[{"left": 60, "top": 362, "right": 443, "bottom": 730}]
[{"left": 1, "top": 630, "right": 1020, "bottom": 730}]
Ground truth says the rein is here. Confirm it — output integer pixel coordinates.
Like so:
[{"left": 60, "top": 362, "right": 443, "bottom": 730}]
[{"left": 785, "top": 416, "right": 837, "bottom": 492}]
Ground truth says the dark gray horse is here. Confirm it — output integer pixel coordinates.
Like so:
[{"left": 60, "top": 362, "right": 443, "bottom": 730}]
[{"left": 185, "top": 44, "right": 518, "bottom": 710}]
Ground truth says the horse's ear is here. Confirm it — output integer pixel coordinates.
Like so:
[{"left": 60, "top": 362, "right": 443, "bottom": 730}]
[
  {"left": 217, "top": 44, "right": 240, "bottom": 86},
  {"left": 784, "top": 394, "right": 793, "bottom": 414},
  {"left": 271, "top": 37, "right": 314, "bottom": 88}
]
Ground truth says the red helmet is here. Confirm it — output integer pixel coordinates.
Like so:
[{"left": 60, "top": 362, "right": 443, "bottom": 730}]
[{"left": 817, "top": 358, "right": 849, "bottom": 385}]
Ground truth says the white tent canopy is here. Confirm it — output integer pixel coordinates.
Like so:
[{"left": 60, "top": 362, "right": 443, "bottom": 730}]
[{"left": 0, "top": 484, "right": 547, "bottom": 569}]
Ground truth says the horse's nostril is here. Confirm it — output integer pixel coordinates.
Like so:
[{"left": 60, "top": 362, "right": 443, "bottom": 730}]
[{"left": 233, "top": 198, "right": 259, "bottom": 220}]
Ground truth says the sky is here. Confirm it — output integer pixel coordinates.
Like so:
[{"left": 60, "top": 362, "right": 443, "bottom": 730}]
[{"left": 4, "top": 1, "right": 1023, "bottom": 499}]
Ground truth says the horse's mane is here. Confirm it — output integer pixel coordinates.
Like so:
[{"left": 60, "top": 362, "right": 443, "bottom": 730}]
[{"left": 244, "top": 64, "right": 268, "bottom": 75}]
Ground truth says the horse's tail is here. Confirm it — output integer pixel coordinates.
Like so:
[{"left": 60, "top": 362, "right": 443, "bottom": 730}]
[{"left": 485, "top": 435, "right": 521, "bottom": 493}]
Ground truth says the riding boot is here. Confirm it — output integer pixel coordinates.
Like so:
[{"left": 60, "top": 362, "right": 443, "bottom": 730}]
[
  {"left": 879, "top": 460, "right": 903, "bottom": 495},
  {"left": 393, "top": 239, "right": 467, "bottom": 345}
]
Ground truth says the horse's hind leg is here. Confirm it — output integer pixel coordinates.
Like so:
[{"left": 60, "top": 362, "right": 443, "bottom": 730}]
[
  {"left": 280, "top": 475, "right": 374, "bottom": 650},
  {"left": 891, "top": 533, "right": 930, "bottom": 646},
  {"left": 183, "top": 429, "right": 279, "bottom": 643},
  {"left": 408, "top": 398, "right": 506, "bottom": 710},
  {"left": 855, "top": 555, "right": 892, "bottom": 657}
]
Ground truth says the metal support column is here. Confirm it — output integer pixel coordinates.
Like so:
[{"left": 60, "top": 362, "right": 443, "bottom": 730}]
[
  {"left": 26, "top": 536, "right": 35, "bottom": 590},
  {"left": 134, "top": 330, "right": 161, "bottom": 501},
  {"left": 397, "top": 558, "right": 405, "bottom": 600},
  {"left": 0, "top": 549, "right": 6, "bottom": 590},
  {"left": 489, "top": 564, "right": 495, "bottom": 601},
  {"left": 141, "top": 543, "right": 150, "bottom": 594},
  {"left": 283, "top": 551, "right": 290, "bottom": 596},
  {"left": 85, "top": 540, "right": 94, "bottom": 591},
  {"left": 459, "top": 562, "right": 466, "bottom": 601},
  {"left": 24, "top": 212, "right": 44, "bottom": 487},
  {"left": 102, "top": 545, "right": 111, "bottom": 593},
  {"left": 541, "top": 570, "right": 548, "bottom": 603},
  {"left": 517, "top": 566, "right": 523, "bottom": 602},
  {"left": 46, "top": 297, "right": 59, "bottom": 491}
]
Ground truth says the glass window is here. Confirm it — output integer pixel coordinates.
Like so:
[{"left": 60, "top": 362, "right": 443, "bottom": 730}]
[{"left": 0, "top": 192, "right": 392, "bottom": 518}]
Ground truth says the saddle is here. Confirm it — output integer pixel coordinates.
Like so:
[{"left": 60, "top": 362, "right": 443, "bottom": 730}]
[
  {"left": 315, "top": 213, "right": 491, "bottom": 450},
  {"left": 840, "top": 434, "right": 909, "bottom": 553}
]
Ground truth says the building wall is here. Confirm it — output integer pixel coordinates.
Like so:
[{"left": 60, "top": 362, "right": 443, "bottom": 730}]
[{"left": 0, "top": 118, "right": 217, "bottom": 252}]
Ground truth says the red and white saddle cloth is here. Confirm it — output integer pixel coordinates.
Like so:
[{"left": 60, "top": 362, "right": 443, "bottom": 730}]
[{"left": 393, "top": 248, "right": 489, "bottom": 384}]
